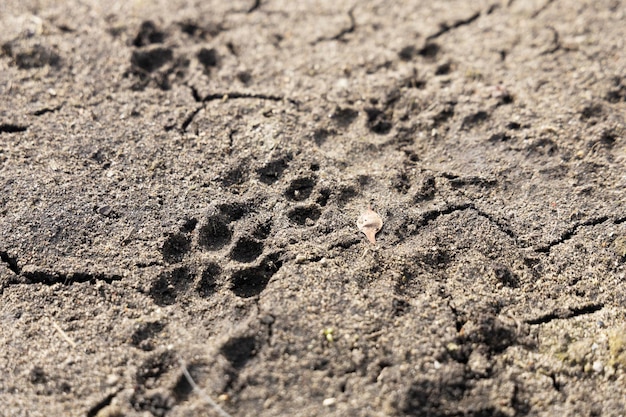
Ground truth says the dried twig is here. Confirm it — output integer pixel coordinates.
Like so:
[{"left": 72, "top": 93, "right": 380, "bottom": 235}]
[
  {"left": 178, "top": 358, "right": 232, "bottom": 417},
  {"left": 51, "top": 319, "right": 77, "bottom": 349}
]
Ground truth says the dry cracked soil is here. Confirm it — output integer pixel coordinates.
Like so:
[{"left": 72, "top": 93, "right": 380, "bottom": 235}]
[{"left": 1, "top": 0, "right": 626, "bottom": 416}]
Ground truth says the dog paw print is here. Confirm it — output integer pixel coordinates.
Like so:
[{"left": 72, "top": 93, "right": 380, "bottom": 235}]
[
  {"left": 152, "top": 202, "right": 284, "bottom": 305},
  {"left": 125, "top": 19, "right": 222, "bottom": 91}
]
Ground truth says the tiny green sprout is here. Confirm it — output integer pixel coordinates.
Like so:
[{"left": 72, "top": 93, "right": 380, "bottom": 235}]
[{"left": 323, "top": 327, "right": 335, "bottom": 343}]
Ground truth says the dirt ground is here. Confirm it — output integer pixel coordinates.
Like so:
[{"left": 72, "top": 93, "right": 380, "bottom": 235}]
[{"left": 1, "top": 0, "right": 625, "bottom": 416}]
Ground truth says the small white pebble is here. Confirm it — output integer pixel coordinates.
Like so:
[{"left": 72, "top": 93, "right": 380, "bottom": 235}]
[
  {"left": 592, "top": 361, "right": 603, "bottom": 373},
  {"left": 323, "top": 398, "right": 336, "bottom": 407},
  {"left": 105, "top": 374, "right": 119, "bottom": 385}
]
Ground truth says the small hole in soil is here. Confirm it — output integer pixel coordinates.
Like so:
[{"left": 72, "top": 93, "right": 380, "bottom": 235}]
[
  {"left": 330, "top": 107, "right": 359, "bottom": 127},
  {"left": 173, "top": 370, "right": 193, "bottom": 402},
  {"left": 133, "top": 21, "right": 165, "bottom": 47},
  {"left": 492, "top": 264, "right": 519, "bottom": 288},
  {"left": 197, "top": 47, "right": 218, "bottom": 68},
  {"left": 180, "top": 218, "right": 198, "bottom": 233},
  {"left": 221, "top": 165, "right": 248, "bottom": 186},
  {"left": 285, "top": 177, "right": 316, "bottom": 201},
  {"left": 130, "top": 47, "right": 173, "bottom": 73},
  {"left": 230, "top": 253, "right": 283, "bottom": 298},
  {"left": 220, "top": 336, "right": 257, "bottom": 369},
  {"left": 398, "top": 45, "right": 416, "bottom": 61},
  {"left": 161, "top": 233, "right": 190, "bottom": 263},
  {"left": 198, "top": 215, "right": 232, "bottom": 250},
  {"left": 316, "top": 188, "right": 332, "bottom": 206},
  {"left": 364, "top": 107, "right": 392, "bottom": 134},
  {"left": 338, "top": 185, "right": 358, "bottom": 204},
  {"left": 461, "top": 110, "right": 489, "bottom": 129},
  {"left": 14, "top": 45, "right": 62, "bottom": 69},
  {"left": 257, "top": 156, "right": 291, "bottom": 184},
  {"left": 418, "top": 42, "right": 439, "bottom": 58},
  {"left": 218, "top": 202, "right": 250, "bottom": 222},
  {"left": 196, "top": 263, "right": 221, "bottom": 298},
  {"left": 237, "top": 70, "right": 252, "bottom": 84},
  {"left": 287, "top": 205, "right": 322, "bottom": 226},
  {"left": 230, "top": 238, "right": 264, "bottom": 263},
  {"left": 135, "top": 351, "right": 176, "bottom": 385},
  {"left": 149, "top": 267, "right": 194, "bottom": 306},
  {"left": 435, "top": 62, "right": 452, "bottom": 75},
  {"left": 313, "top": 128, "right": 334, "bottom": 146}
]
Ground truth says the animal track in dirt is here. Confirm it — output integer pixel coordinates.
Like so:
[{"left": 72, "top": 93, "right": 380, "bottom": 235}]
[
  {"left": 150, "top": 266, "right": 194, "bottom": 306},
  {"left": 161, "top": 232, "right": 191, "bottom": 263},
  {"left": 124, "top": 18, "right": 231, "bottom": 91},
  {"left": 257, "top": 155, "right": 292, "bottom": 184},
  {"left": 196, "top": 262, "right": 221, "bottom": 298},
  {"left": 364, "top": 107, "right": 393, "bottom": 134},
  {"left": 131, "top": 47, "right": 173, "bottom": 73},
  {"left": 131, "top": 350, "right": 178, "bottom": 415},
  {"left": 2, "top": 42, "right": 62, "bottom": 69},
  {"left": 230, "top": 237, "right": 264, "bottom": 263},
  {"left": 124, "top": 20, "right": 195, "bottom": 91},
  {"left": 230, "top": 253, "right": 283, "bottom": 298},
  {"left": 133, "top": 20, "right": 166, "bottom": 47},
  {"left": 154, "top": 202, "right": 279, "bottom": 302},
  {"left": 285, "top": 177, "right": 317, "bottom": 201},
  {"left": 130, "top": 321, "right": 166, "bottom": 351},
  {"left": 288, "top": 205, "right": 322, "bottom": 226},
  {"left": 220, "top": 335, "right": 258, "bottom": 369},
  {"left": 152, "top": 156, "right": 327, "bottom": 303},
  {"left": 198, "top": 215, "right": 233, "bottom": 251}
]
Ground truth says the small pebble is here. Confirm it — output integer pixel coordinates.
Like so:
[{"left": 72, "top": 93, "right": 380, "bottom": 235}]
[
  {"left": 105, "top": 374, "right": 120, "bottom": 385},
  {"left": 592, "top": 361, "right": 604, "bottom": 373},
  {"left": 323, "top": 397, "right": 336, "bottom": 407}
]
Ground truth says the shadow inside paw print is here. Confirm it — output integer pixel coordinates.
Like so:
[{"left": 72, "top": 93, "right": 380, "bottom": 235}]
[
  {"left": 150, "top": 266, "right": 194, "bottom": 306},
  {"left": 230, "top": 252, "right": 283, "bottom": 298},
  {"left": 230, "top": 237, "right": 264, "bottom": 263},
  {"left": 161, "top": 232, "right": 191, "bottom": 264},
  {"left": 198, "top": 215, "right": 233, "bottom": 251}
]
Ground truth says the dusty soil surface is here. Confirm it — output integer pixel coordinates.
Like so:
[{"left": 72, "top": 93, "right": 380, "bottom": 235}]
[{"left": 1, "top": 0, "right": 625, "bottom": 416}]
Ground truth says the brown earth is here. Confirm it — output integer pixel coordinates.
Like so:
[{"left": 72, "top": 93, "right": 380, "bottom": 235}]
[{"left": 1, "top": 0, "right": 625, "bottom": 416}]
